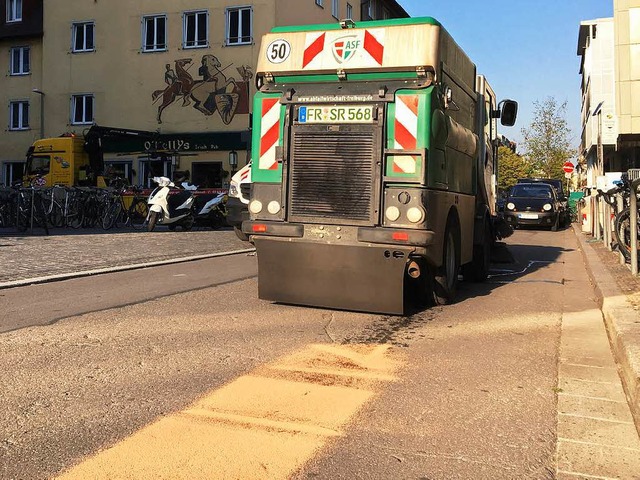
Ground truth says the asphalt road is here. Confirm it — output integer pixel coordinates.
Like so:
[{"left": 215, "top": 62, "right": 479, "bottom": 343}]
[
  {"left": 1, "top": 228, "right": 638, "bottom": 479},
  {"left": 0, "top": 252, "right": 258, "bottom": 333}
]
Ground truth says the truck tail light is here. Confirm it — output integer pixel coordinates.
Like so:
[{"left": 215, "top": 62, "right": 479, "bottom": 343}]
[{"left": 392, "top": 231, "right": 409, "bottom": 241}]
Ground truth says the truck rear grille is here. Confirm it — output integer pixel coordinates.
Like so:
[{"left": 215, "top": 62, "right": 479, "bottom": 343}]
[{"left": 289, "top": 130, "right": 376, "bottom": 224}]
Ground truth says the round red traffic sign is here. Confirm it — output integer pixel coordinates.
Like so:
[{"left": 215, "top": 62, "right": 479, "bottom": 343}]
[{"left": 563, "top": 161, "right": 575, "bottom": 174}]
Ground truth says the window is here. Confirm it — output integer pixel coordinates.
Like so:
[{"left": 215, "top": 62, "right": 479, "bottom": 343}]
[
  {"left": 316, "top": 0, "right": 323, "bottom": 7},
  {"left": 332, "top": 0, "right": 339, "bottom": 18},
  {"left": 142, "top": 14, "right": 167, "bottom": 52},
  {"left": 10, "top": 46, "right": 30, "bottom": 75},
  {"left": 9, "top": 101, "right": 29, "bottom": 130},
  {"left": 6, "top": 0, "right": 22, "bottom": 22},
  {"left": 139, "top": 156, "right": 172, "bottom": 188},
  {"left": 183, "top": 10, "right": 208, "bottom": 48},
  {"left": 72, "top": 22, "right": 95, "bottom": 52},
  {"left": 192, "top": 162, "right": 223, "bottom": 188},
  {"left": 104, "top": 160, "right": 133, "bottom": 185},
  {"left": 346, "top": 3, "right": 353, "bottom": 19},
  {"left": 2, "top": 162, "right": 25, "bottom": 187},
  {"left": 71, "top": 94, "right": 94, "bottom": 125},
  {"left": 226, "top": 7, "right": 252, "bottom": 45}
]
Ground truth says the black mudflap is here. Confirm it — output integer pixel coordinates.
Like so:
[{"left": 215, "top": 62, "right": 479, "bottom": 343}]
[{"left": 254, "top": 237, "right": 413, "bottom": 315}]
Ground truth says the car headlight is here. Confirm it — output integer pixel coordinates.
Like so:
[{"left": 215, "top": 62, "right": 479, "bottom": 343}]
[
  {"left": 543, "top": 203, "right": 552, "bottom": 211},
  {"left": 507, "top": 202, "right": 515, "bottom": 210}
]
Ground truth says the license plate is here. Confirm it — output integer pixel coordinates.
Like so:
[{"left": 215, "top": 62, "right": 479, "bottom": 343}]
[
  {"left": 519, "top": 213, "right": 539, "bottom": 220},
  {"left": 298, "top": 105, "right": 374, "bottom": 124}
]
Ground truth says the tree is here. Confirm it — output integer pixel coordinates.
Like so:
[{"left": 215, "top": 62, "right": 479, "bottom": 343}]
[
  {"left": 520, "top": 97, "right": 575, "bottom": 179},
  {"left": 497, "top": 146, "right": 532, "bottom": 192}
]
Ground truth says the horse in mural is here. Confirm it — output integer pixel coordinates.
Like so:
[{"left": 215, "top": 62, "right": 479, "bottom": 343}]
[
  {"left": 189, "top": 54, "right": 242, "bottom": 125},
  {"left": 152, "top": 58, "right": 195, "bottom": 124},
  {"left": 151, "top": 55, "right": 253, "bottom": 125}
]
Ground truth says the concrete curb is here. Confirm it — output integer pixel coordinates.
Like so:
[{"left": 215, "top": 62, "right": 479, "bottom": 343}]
[
  {"left": 573, "top": 224, "right": 640, "bottom": 429},
  {"left": 0, "top": 248, "right": 256, "bottom": 290}
]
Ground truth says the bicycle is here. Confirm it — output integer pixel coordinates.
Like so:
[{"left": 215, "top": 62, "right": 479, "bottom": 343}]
[
  {"left": 102, "top": 185, "right": 148, "bottom": 230},
  {"left": 597, "top": 175, "right": 640, "bottom": 263},
  {"left": 15, "top": 186, "right": 49, "bottom": 235},
  {"left": 127, "top": 186, "right": 149, "bottom": 229}
]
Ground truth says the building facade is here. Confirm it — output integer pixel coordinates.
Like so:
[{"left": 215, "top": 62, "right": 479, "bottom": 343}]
[
  {"left": 577, "top": 0, "right": 640, "bottom": 187},
  {"left": 577, "top": 18, "right": 617, "bottom": 187},
  {"left": 613, "top": 0, "right": 640, "bottom": 167},
  {"left": 0, "top": 0, "right": 43, "bottom": 185},
  {"left": 0, "top": 0, "right": 408, "bottom": 187}
]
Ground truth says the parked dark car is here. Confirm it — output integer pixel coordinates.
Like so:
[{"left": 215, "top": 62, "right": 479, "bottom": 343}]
[
  {"left": 503, "top": 183, "right": 563, "bottom": 230},
  {"left": 517, "top": 177, "right": 570, "bottom": 225}
]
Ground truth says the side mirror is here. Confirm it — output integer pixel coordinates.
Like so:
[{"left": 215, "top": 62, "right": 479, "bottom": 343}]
[{"left": 499, "top": 100, "right": 518, "bottom": 127}]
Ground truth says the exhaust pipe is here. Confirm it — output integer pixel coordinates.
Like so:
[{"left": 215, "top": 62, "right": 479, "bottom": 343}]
[{"left": 407, "top": 260, "right": 421, "bottom": 279}]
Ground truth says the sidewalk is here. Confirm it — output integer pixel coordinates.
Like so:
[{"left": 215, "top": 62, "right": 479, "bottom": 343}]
[
  {"left": 573, "top": 224, "right": 640, "bottom": 430},
  {"left": 0, "top": 227, "right": 254, "bottom": 288}
]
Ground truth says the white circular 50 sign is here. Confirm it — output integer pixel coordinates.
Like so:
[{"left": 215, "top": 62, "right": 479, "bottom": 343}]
[{"left": 266, "top": 39, "right": 291, "bottom": 64}]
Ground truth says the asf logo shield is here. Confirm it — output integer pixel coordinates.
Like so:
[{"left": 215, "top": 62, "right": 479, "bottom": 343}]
[{"left": 332, "top": 35, "right": 361, "bottom": 64}]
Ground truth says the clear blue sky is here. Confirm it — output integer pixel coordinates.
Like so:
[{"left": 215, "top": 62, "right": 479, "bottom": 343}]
[{"left": 400, "top": 0, "right": 613, "bottom": 152}]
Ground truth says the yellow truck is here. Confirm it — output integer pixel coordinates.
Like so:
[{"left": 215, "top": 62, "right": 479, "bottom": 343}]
[{"left": 23, "top": 126, "right": 157, "bottom": 187}]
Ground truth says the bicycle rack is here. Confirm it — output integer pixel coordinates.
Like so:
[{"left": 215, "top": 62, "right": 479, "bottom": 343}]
[{"left": 629, "top": 169, "right": 640, "bottom": 275}]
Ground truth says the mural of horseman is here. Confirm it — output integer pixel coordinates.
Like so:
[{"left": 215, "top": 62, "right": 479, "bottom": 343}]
[{"left": 152, "top": 55, "right": 253, "bottom": 125}]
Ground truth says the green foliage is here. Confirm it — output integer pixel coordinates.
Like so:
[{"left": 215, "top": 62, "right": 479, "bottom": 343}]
[
  {"left": 497, "top": 146, "right": 531, "bottom": 191},
  {"left": 521, "top": 97, "right": 576, "bottom": 179}
]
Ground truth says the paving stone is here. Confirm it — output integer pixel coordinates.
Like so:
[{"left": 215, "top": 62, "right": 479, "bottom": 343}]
[{"left": 0, "top": 227, "right": 252, "bottom": 285}]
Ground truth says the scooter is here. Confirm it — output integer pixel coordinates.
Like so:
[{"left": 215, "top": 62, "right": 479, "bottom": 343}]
[
  {"left": 146, "top": 176, "right": 196, "bottom": 232},
  {"left": 195, "top": 192, "right": 228, "bottom": 229}
]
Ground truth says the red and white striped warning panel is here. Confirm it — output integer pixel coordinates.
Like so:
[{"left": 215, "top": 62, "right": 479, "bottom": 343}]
[
  {"left": 259, "top": 98, "right": 281, "bottom": 171},
  {"left": 393, "top": 95, "right": 419, "bottom": 174},
  {"left": 301, "top": 29, "right": 385, "bottom": 70}
]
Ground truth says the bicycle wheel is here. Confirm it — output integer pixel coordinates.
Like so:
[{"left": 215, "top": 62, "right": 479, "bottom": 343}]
[
  {"left": 33, "top": 193, "right": 49, "bottom": 235},
  {"left": 102, "top": 201, "right": 122, "bottom": 230},
  {"left": 129, "top": 199, "right": 148, "bottom": 229},
  {"left": 82, "top": 195, "right": 99, "bottom": 228},
  {"left": 48, "top": 202, "right": 65, "bottom": 228},
  {"left": 15, "top": 193, "right": 29, "bottom": 232},
  {"left": 66, "top": 196, "right": 84, "bottom": 229},
  {"left": 613, "top": 209, "right": 640, "bottom": 262}
]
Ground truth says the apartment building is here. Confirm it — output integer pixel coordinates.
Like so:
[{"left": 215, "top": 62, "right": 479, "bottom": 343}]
[
  {"left": 0, "top": 0, "right": 43, "bottom": 185},
  {"left": 0, "top": 0, "right": 408, "bottom": 187},
  {"left": 577, "top": 0, "right": 640, "bottom": 186},
  {"left": 614, "top": 0, "right": 640, "bottom": 167},
  {"left": 577, "top": 18, "right": 617, "bottom": 187}
]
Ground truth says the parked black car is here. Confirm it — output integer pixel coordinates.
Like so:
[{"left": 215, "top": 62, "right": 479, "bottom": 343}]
[
  {"left": 503, "top": 183, "right": 563, "bottom": 230},
  {"left": 517, "top": 178, "right": 570, "bottom": 225}
]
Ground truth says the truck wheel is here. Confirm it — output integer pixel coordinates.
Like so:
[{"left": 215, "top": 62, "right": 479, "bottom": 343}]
[
  {"left": 234, "top": 227, "right": 249, "bottom": 241},
  {"left": 433, "top": 222, "right": 460, "bottom": 305},
  {"left": 147, "top": 211, "right": 159, "bottom": 232},
  {"left": 463, "top": 219, "right": 491, "bottom": 282}
]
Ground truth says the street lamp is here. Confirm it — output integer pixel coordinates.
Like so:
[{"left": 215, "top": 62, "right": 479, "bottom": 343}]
[
  {"left": 229, "top": 150, "right": 238, "bottom": 176},
  {"left": 32, "top": 88, "right": 45, "bottom": 139}
]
